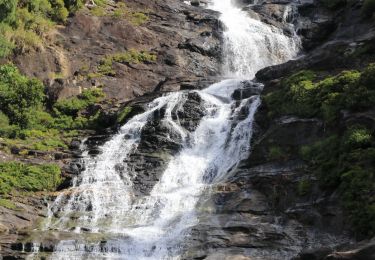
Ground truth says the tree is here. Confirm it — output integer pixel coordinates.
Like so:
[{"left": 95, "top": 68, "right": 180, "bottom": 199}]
[
  {"left": 0, "top": 64, "right": 45, "bottom": 128},
  {"left": 0, "top": 0, "right": 18, "bottom": 24},
  {"left": 50, "top": 0, "right": 69, "bottom": 22},
  {"left": 64, "top": 0, "right": 84, "bottom": 12}
]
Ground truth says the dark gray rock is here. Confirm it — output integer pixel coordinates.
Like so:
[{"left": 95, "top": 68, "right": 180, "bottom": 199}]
[{"left": 125, "top": 91, "right": 207, "bottom": 195}]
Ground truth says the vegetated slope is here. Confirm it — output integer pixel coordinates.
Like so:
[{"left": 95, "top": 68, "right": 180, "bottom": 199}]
[
  {"left": 0, "top": 0, "right": 222, "bottom": 252},
  {"left": 250, "top": 0, "right": 375, "bottom": 258}
]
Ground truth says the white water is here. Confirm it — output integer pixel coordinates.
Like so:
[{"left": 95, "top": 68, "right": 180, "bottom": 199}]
[
  {"left": 209, "top": 0, "right": 299, "bottom": 77},
  {"left": 29, "top": 0, "right": 299, "bottom": 259}
]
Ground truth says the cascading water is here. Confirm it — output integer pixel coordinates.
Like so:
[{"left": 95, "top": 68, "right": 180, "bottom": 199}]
[
  {"left": 210, "top": 0, "right": 299, "bottom": 77},
  {"left": 28, "top": 0, "right": 300, "bottom": 259}
]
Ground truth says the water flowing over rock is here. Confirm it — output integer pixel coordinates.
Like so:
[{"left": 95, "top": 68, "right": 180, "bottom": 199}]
[{"left": 4, "top": 1, "right": 360, "bottom": 260}]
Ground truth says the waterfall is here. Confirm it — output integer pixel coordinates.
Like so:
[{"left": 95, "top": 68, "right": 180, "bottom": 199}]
[
  {"left": 209, "top": 0, "right": 299, "bottom": 77},
  {"left": 28, "top": 0, "right": 300, "bottom": 259}
]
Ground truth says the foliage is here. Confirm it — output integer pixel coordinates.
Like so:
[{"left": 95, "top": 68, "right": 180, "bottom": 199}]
[
  {"left": 49, "top": 0, "right": 69, "bottom": 22},
  {"left": 98, "top": 49, "right": 157, "bottom": 76},
  {"left": 117, "top": 106, "right": 133, "bottom": 125},
  {"left": 0, "top": 0, "right": 83, "bottom": 58},
  {"left": 300, "top": 127, "right": 375, "bottom": 237},
  {"left": 92, "top": 1, "right": 149, "bottom": 25},
  {"left": 0, "top": 198, "right": 17, "bottom": 209},
  {"left": 53, "top": 88, "right": 104, "bottom": 117},
  {"left": 97, "top": 57, "right": 115, "bottom": 76},
  {"left": 129, "top": 12, "right": 149, "bottom": 26},
  {"left": 297, "top": 179, "right": 312, "bottom": 196},
  {"left": 0, "top": 162, "right": 61, "bottom": 194},
  {"left": 0, "top": 35, "right": 15, "bottom": 58},
  {"left": 267, "top": 65, "right": 375, "bottom": 237},
  {"left": 0, "top": 0, "right": 18, "bottom": 24},
  {"left": 0, "top": 64, "right": 45, "bottom": 128},
  {"left": 0, "top": 64, "right": 108, "bottom": 154},
  {"left": 63, "top": 0, "right": 84, "bottom": 13},
  {"left": 265, "top": 65, "right": 375, "bottom": 123}
]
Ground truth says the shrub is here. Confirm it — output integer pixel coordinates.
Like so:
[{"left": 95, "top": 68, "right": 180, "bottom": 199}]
[
  {"left": 53, "top": 88, "right": 104, "bottom": 117},
  {"left": 117, "top": 106, "right": 132, "bottom": 125},
  {"left": 0, "top": 198, "right": 17, "bottom": 209},
  {"left": 16, "top": 8, "right": 55, "bottom": 36},
  {"left": 0, "top": 162, "right": 61, "bottom": 194},
  {"left": 112, "top": 2, "right": 149, "bottom": 25},
  {"left": 9, "top": 27, "right": 43, "bottom": 53},
  {"left": 50, "top": 0, "right": 69, "bottom": 22},
  {"left": 0, "top": 64, "right": 45, "bottom": 128},
  {"left": 98, "top": 57, "right": 115, "bottom": 76},
  {"left": 27, "top": 0, "right": 53, "bottom": 14},
  {"left": 360, "top": 63, "right": 375, "bottom": 88},
  {"left": 344, "top": 127, "right": 373, "bottom": 149},
  {"left": 0, "top": 111, "right": 18, "bottom": 137},
  {"left": 300, "top": 128, "right": 375, "bottom": 237},
  {"left": 0, "top": 0, "right": 18, "bottom": 24},
  {"left": 129, "top": 12, "right": 149, "bottom": 26},
  {"left": 98, "top": 50, "right": 156, "bottom": 76},
  {"left": 63, "top": 0, "right": 84, "bottom": 13},
  {"left": 0, "top": 0, "right": 82, "bottom": 58},
  {"left": 0, "top": 35, "right": 14, "bottom": 58},
  {"left": 265, "top": 65, "right": 375, "bottom": 123}
]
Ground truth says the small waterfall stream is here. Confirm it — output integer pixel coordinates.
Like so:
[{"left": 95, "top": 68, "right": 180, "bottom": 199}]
[{"left": 28, "top": 1, "right": 300, "bottom": 259}]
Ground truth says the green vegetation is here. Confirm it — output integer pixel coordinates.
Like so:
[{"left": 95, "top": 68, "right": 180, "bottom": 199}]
[
  {"left": 92, "top": 1, "right": 149, "bottom": 25},
  {"left": 0, "top": 64, "right": 106, "bottom": 152},
  {"left": 0, "top": 0, "right": 84, "bottom": 58},
  {"left": 0, "top": 198, "right": 17, "bottom": 209},
  {"left": 112, "top": 2, "right": 149, "bottom": 25},
  {"left": 300, "top": 129, "right": 375, "bottom": 237},
  {"left": 117, "top": 106, "right": 133, "bottom": 125},
  {"left": 54, "top": 88, "right": 104, "bottom": 116},
  {"left": 0, "top": 64, "right": 45, "bottom": 128},
  {"left": 268, "top": 146, "right": 285, "bottom": 161},
  {"left": 266, "top": 64, "right": 375, "bottom": 237},
  {"left": 0, "top": 162, "right": 61, "bottom": 194},
  {"left": 264, "top": 65, "right": 375, "bottom": 123},
  {"left": 97, "top": 49, "right": 157, "bottom": 76},
  {"left": 89, "top": 0, "right": 108, "bottom": 16},
  {"left": 0, "top": 0, "right": 149, "bottom": 58},
  {"left": 297, "top": 179, "right": 312, "bottom": 196}
]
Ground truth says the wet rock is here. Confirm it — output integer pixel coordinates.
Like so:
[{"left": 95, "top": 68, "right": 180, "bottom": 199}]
[
  {"left": 27, "top": 150, "right": 48, "bottom": 157},
  {"left": 231, "top": 81, "right": 263, "bottom": 100},
  {"left": 85, "top": 135, "right": 112, "bottom": 148},
  {"left": 69, "top": 139, "right": 81, "bottom": 150},
  {"left": 54, "top": 152, "right": 71, "bottom": 160},
  {"left": 10, "top": 147, "right": 21, "bottom": 155},
  {"left": 191, "top": 0, "right": 200, "bottom": 7},
  {"left": 294, "top": 238, "right": 375, "bottom": 260},
  {"left": 88, "top": 148, "right": 102, "bottom": 156},
  {"left": 125, "top": 91, "right": 207, "bottom": 195},
  {"left": 295, "top": 248, "right": 333, "bottom": 260},
  {"left": 64, "top": 161, "right": 84, "bottom": 175}
]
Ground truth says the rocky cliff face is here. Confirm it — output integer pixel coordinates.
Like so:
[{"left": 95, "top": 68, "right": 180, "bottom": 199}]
[
  {"left": 0, "top": 0, "right": 223, "bottom": 256},
  {"left": 204, "top": 0, "right": 375, "bottom": 259},
  {"left": 14, "top": 0, "right": 223, "bottom": 102},
  {"left": 180, "top": 1, "right": 375, "bottom": 259}
]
